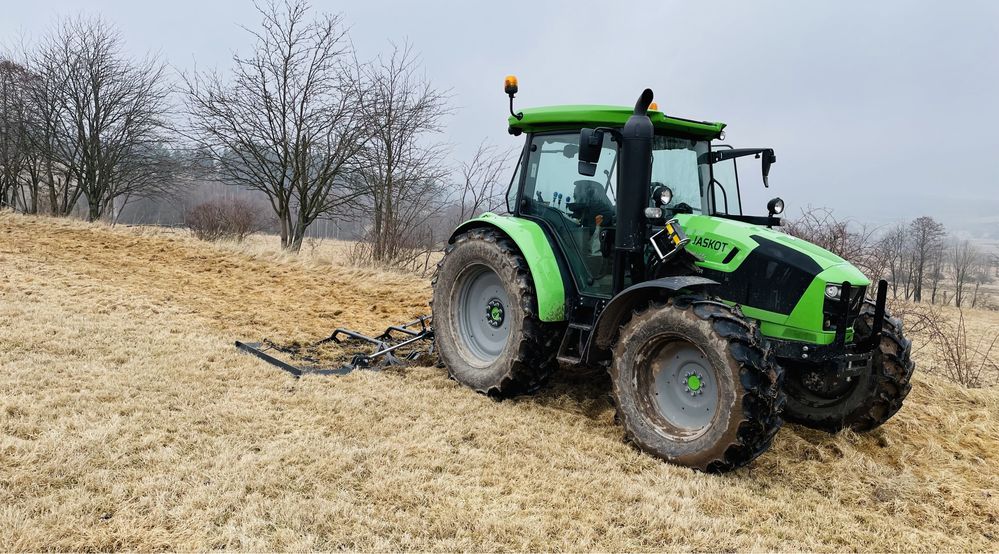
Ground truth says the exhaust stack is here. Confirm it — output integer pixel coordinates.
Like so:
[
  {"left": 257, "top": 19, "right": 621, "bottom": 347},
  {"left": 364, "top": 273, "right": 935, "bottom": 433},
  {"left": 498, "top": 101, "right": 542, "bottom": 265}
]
[{"left": 613, "top": 89, "right": 655, "bottom": 293}]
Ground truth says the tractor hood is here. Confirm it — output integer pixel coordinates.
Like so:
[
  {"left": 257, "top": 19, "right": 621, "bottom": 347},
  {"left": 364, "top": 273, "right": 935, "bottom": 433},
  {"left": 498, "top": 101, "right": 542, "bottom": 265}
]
[
  {"left": 676, "top": 214, "right": 866, "bottom": 276},
  {"left": 675, "top": 214, "right": 870, "bottom": 335},
  {"left": 738, "top": 222, "right": 853, "bottom": 270}
]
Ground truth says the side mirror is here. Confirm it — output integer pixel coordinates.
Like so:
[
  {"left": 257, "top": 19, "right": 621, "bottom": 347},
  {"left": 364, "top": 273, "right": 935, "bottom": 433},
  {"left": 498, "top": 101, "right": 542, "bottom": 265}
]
[
  {"left": 577, "top": 128, "right": 604, "bottom": 177},
  {"left": 761, "top": 149, "right": 776, "bottom": 187}
]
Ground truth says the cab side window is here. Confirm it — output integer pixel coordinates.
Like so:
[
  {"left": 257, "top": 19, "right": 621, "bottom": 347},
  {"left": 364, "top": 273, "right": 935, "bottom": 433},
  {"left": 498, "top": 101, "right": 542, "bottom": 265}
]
[
  {"left": 708, "top": 145, "right": 742, "bottom": 215},
  {"left": 505, "top": 151, "right": 524, "bottom": 214},
  {"left": 520, "top": 132, "right": 618, "bottom": 296}
]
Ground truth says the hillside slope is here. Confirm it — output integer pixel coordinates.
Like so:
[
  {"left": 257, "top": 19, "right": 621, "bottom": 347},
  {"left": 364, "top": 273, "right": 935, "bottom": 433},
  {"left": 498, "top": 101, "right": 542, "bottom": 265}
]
[{"left": 1, "top": 213, "right": 997, "bottom": 551}]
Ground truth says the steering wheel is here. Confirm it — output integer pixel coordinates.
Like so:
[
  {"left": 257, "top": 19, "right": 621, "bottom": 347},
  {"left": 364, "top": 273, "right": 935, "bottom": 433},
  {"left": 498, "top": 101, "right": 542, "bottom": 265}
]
[{"left": 671, "top": 202, "right": 694, "bottom": 215}]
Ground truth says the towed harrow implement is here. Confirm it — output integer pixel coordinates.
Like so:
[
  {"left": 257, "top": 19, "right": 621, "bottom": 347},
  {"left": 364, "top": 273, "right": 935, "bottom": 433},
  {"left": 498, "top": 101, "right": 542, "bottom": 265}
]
[{"left": 236, "top": 316, "right": 434, "bottom": 377}]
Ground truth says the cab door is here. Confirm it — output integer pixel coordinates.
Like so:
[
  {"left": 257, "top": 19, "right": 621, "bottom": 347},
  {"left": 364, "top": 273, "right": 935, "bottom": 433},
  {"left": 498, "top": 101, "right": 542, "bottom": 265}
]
[{"left": 517, "top": 131, "right": 619, "bottom": 297}]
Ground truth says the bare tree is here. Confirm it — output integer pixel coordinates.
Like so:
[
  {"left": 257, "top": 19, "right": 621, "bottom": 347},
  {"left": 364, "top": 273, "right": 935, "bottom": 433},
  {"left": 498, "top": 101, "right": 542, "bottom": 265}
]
[
  {"left": 3, "top": 49, "right": 81, "bottom": 216},
  {"left": 928, "top": 244, "right": 946, "bottom": 304},
  {"left": 355, "top": 42, "right": 451, "bottom": 265},
  {"left": 0, "top": 59, "right": 31, "bottom": 210},
  {"left": 19, "top": 41, "right": 81, "bottom": 215},
  {"left": 878, "top": 222, "right": 909, "bottom": 299},
  {"left": 907, "top": 216, "right": 946, "bottom": 303},
  {"left": 184, "top": 1, "right": 367, "bottom": 251},
  {"left": 952, "top": 240, "right": 978, "bottom": 308},
  {"left": 970, "top": 253, "right": 992, "bottom": 309},
  {"left": 26, "top": 16, "right": 172, "bottom": 221},
  {"left": 453, "top": 140, "right": 514, "bottom": 223}
]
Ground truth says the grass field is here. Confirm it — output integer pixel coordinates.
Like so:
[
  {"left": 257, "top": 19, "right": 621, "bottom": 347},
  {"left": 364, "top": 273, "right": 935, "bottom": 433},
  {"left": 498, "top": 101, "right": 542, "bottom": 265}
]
[{"left": 1, "top": 212, "right": 998, "bottom": 551}]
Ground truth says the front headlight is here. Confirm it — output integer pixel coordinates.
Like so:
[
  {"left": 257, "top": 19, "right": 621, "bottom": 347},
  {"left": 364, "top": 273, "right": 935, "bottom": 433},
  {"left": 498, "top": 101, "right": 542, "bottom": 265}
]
[{"left": 824, "top": 283, "right": 842, "bottom": 300}]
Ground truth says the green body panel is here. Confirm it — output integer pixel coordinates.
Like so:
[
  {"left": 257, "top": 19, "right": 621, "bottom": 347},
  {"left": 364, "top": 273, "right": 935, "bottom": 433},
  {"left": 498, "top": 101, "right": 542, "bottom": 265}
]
[
  {"left": 509, "top": 105, "right": 725, "bottom": 139},
  {"left": 675, "top": 214, "right": 870, "bottom": 344},
  {"left": 451, "top": 212, "right": 566, "bottom": 322}
]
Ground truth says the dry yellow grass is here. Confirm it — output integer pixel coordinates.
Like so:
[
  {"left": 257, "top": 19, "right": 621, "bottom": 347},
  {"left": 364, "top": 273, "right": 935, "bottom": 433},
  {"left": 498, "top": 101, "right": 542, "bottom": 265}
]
[{"left": 1, "top": 212, "right": 997, "bottom": 551}]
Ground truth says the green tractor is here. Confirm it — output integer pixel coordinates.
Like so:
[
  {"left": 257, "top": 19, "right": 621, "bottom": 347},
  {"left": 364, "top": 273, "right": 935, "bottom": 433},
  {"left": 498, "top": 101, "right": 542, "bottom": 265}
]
[{"left": 432, "top": 80, "right": 914, "bottom": 472}]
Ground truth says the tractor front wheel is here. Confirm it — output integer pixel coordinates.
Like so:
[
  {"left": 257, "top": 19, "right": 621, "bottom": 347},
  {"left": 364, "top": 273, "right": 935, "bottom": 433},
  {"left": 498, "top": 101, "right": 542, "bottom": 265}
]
[
  {"left": 782, "top": 301, "right": 915, "bottom": 433},
  {"left": 610, "top": 297, "right": 785, "bottom": 472},
  {"left": 432, "top": 228, "right": 561, "bottom": 396}
]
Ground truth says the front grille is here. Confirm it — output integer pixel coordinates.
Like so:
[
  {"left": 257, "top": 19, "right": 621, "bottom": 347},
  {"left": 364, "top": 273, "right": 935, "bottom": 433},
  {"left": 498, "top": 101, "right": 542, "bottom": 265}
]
[{"left": 823, "top": 285, "right": 865, "bottom": 331}]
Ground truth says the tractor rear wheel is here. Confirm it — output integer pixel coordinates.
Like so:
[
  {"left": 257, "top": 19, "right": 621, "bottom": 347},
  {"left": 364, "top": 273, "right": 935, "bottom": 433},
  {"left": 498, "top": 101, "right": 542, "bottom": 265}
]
[
  {"left": 610, "top": 297, "right": 785, "bottom": 472},
  {"left": 432, "top": 228, "right": 561, "bottom": 396},
  {"left": 782, "top": 301, "right": 915, "bottom": 432}
]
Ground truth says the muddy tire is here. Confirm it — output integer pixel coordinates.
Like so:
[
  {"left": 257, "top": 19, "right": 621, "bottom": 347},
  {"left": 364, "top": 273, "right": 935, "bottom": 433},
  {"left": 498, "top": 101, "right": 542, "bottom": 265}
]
[
  {"left": 431, "top": 228, "right": 562, "bottom": 396},
  {"left": 782, "top": 301, "right": 915, "bottom": 432},
  {"left": 610, "top": 296, "right": 785, "bottom": 472}
]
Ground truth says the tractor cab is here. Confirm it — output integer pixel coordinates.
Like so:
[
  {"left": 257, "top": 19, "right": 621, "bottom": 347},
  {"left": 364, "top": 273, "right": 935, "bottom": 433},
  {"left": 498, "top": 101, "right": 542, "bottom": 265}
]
[
  {"left": 505, "top": 102, "right": 782, "bottom": 300},
  {"left": 507, "top": 119, "right": 709, "bottom": 296}
]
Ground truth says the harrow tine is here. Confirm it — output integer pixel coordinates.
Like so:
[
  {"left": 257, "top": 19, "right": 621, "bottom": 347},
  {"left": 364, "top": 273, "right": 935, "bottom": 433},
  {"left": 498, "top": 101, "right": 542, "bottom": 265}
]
[
  {"left": 235, "top": 341, "right": 304, "bottom": 377},
  {"left": 378, "top": 315, "right": 433, "bottom": 340}
]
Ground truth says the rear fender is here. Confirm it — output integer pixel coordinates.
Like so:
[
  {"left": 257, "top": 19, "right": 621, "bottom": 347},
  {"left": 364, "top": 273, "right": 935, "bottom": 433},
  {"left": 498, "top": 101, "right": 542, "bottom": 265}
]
[
  {"left": 450, "top": 212, "right": 566, "bottom": 322},
  {"left": 584, "top": 276, "right": 717, "bottom": 362}
]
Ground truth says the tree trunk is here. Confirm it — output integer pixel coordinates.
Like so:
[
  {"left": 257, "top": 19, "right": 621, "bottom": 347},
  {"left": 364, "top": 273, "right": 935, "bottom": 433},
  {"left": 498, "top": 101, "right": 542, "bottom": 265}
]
[
  {"left": 87, "top": 198, "right": 101, "bottom": 222},
  {"left": 46, "top": 163, "right": 58, "bottom": 214},
  {"left": 277, "top": 202, "right": 291, "bottom": 249},
  {"left": 372, "top": 200, "right": 384, "bottom": 261},
  {"left": 27, "top": 174, "right": 39, "bottom": 214},
  {"left": 288, "top": 223, "right": 306, "bottom": 253},
  {"left": 913, "top": 264, "right": 923, "bottom": 303}
]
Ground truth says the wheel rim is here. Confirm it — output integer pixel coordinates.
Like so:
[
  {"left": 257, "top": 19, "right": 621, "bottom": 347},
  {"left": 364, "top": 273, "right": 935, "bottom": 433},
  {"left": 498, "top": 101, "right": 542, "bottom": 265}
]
[
  {"left": 453, "top": 264, "right": 511, "bottom": 365},
  {"left": 642, "top": 339, "right": 720, "bottom": 434}
]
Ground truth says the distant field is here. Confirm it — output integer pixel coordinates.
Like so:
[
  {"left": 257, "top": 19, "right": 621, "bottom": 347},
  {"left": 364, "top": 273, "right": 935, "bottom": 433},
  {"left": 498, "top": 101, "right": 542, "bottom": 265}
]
[{"left": 1, "top": 212, "right": 997, "bottom": 551}]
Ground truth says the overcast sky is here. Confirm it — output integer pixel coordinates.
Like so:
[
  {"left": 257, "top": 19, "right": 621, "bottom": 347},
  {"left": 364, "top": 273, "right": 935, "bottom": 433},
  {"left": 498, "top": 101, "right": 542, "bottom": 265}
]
[{"left": 3, "top": 0, "right": 998, "bottom": 234}]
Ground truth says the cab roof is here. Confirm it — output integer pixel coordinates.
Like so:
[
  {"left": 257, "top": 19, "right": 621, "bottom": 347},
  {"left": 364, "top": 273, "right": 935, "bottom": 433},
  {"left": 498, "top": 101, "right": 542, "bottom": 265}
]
[{"left": 508, "top": 105, "right": 725, "bottom": 139}]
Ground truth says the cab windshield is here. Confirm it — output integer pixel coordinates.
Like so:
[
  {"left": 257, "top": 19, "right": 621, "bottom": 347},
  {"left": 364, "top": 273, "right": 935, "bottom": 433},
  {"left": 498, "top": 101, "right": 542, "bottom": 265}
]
[{"left": 651, "top": 136, "right": 711, "bottom": 214}]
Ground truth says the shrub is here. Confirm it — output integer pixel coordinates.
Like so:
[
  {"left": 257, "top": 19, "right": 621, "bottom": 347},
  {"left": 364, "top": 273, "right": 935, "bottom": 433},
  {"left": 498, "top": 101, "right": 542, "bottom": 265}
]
[
  {"left": 886, "top": 298, "right": 940, "bottom": 336},
  {"left": 184, "top": 199, "right": 262, "bottom": 242},
  {"left": 926, "top": 308, "right": 999, "bottom": 388}
]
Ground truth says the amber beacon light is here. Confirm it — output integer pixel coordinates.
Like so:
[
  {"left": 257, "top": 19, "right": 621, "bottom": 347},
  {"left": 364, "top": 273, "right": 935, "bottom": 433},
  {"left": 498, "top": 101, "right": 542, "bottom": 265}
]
[{"left": 504, "top": 75, "right": 519, "bottom": 95}]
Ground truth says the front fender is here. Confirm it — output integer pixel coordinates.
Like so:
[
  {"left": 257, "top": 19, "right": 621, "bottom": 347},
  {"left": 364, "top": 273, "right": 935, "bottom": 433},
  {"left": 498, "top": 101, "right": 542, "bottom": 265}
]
[
  {"left": 586, "top": 276, "right": 717, "bottom": 359},
  {"left": 450, "top": 213, "right": 566, "bottom": 322}
]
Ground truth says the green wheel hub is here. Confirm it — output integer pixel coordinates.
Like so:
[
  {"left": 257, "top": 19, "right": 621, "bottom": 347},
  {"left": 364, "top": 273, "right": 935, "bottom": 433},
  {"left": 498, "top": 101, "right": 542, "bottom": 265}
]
[
  {"left": 685, "top": 372, "right": 703, "bottom": 394},
  {"left": 486, "top": 299, "right": 505, "bottom": 328}
]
